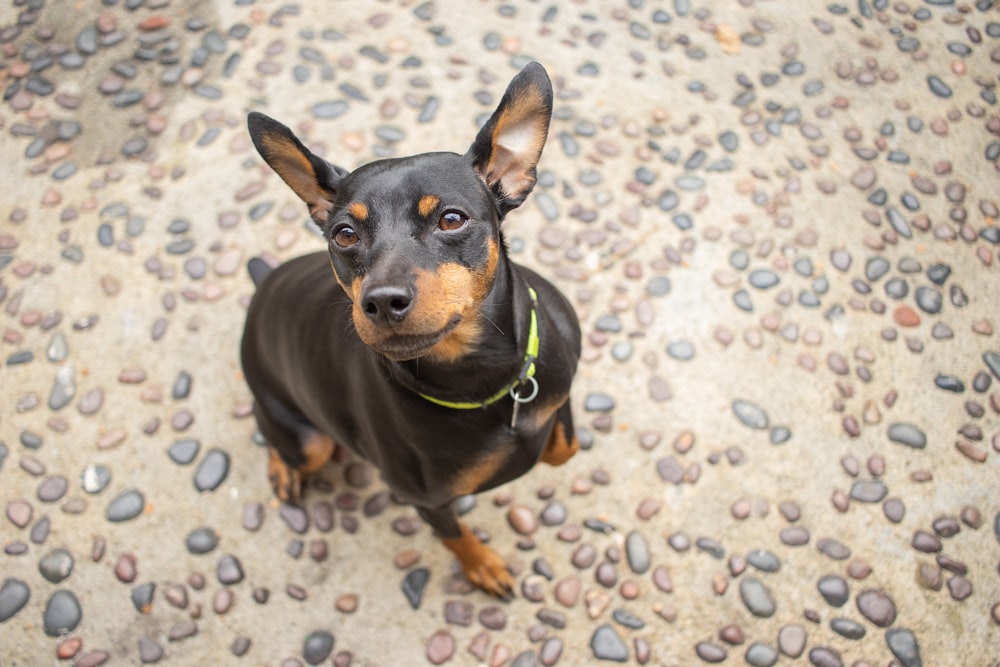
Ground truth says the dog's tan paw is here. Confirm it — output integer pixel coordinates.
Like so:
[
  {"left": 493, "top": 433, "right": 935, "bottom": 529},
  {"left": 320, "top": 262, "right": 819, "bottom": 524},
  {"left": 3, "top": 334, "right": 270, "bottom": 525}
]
[{"left": 268, "top": 446, "right": 303, "bottom": 505}]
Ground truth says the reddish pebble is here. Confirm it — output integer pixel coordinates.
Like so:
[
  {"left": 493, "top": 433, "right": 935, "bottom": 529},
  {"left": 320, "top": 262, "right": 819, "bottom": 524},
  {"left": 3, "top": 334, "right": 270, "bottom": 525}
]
[
  {"left": 893, "top": 305, "right": 920, "bottom": 327},
  {"left": 507, "top": 505, "right": 538, "bottom": 535},
  {"left": 138, "top": 15, "right": 169, "bottom": 31},
  {"left": 426, "top": 629, "right": 455, "bottom": 665},
  {"left": 115, "top": 553, "right": 137, "bottom": 583},
  {"left": 57, "top": 637, "right": 82, "bottom": 659}
]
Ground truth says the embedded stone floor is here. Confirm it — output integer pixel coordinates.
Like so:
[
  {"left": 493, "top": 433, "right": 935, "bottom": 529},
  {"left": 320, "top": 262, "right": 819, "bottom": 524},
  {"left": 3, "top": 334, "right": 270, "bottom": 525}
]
[{"left": 1, "top": 1, "right": 999, "bottom": 665}]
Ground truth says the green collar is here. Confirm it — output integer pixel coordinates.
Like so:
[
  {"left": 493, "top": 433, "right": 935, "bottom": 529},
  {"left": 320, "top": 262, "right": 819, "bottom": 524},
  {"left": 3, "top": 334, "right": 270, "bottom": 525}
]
[{"left": 418, "top": 287, "right": 539, "bottom": 410}]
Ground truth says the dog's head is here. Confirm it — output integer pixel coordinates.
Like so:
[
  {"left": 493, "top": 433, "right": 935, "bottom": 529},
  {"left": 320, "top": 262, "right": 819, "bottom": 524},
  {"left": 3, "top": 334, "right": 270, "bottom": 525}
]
[{"left": 247, "top": 63, "right": 552, "bottom": 363}]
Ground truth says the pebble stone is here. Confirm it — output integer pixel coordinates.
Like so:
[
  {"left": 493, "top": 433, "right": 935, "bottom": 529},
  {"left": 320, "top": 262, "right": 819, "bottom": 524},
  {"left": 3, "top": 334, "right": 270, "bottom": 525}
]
[
  {"left": 43, "top": 589, "right": 82, "bottom": 636},
  {"left": 817, "top": 574, "right": 849, "bottom": 607},
  {"left": 0, "top": 3, "right": 995, "bottom": 665},
  {"left": 303, "top": 630, "right": 335, "bottom": 665},
  {"left": 0, "top": 579, "right": 31, "bottom": 622},
  {"left": 778, "top": 624, "right": 806, "bottom": 657},
  {"left": 590, "top": 624, "right": 628, "bottom": 662},
  {"left": 732, "top": 400, "right": 769, "bottom": 429},
  {"left": 624, "top": 530, "right": 650, "bottom": 574},
  {"left": 39, "top": 549, "right": 74, "bottom": 583},
  {"left": 887, "top": 423, "right": 927, "bottom": 449},
  {"left": 886, "top": 628, "right": 923, "bottom": 667},
  {"left": 739, "top": 577, "right": 776, "bottom": 617},
  {"left": 745, "top": 642, "right": 779, "bottom": 667},
  {"left": 193, "top": 449, "right": 230, "bottom": 492},
  {"left": 138, "top": 635, "right": 164, "bottom": 663},
  {"left": 856, "top": 589, "right": 896, "bottom": 627},
  {"left": 106, "top": 489, "right": 144, "bottom": 522}
]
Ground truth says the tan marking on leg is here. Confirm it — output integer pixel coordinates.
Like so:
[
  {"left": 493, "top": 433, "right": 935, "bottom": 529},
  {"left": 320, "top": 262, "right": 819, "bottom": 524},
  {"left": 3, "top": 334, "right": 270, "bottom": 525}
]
[
  {"left": 300, "top": 432, "right": 335, "bottom": 473},
  {"left": 267, "top": 446, "right": 302, "bottom": 504},
  {"left": 418, "top": 194, "right": 440, "bottom": 218},
  {"left": 441, "top": 523, "right": 514, "bottom": 598},
  {"left": 450, "top": 444, "right": 512, "bottom": 497},
  {"left": 539, "top": 420, "right": 579, "bottom": 467},
  {"left": 348, "top": 201, "right": 368, "bottom": 220}
]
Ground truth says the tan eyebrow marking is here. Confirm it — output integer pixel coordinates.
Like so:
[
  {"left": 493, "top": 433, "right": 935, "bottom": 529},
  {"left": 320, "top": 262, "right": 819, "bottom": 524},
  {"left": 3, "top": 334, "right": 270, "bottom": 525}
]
[
  {"left": 348, "top": 201, "right": 368, "bottom": 220},
  {"left": 418, "top": 195, "right": 440, "bottom": 218}
]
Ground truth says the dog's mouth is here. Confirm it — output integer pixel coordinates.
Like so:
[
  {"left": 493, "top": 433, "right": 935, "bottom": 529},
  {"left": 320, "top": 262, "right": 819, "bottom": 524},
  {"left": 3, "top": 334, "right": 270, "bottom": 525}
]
[{"left": 366, "top": 314, "right": 464, "bottom": 361}]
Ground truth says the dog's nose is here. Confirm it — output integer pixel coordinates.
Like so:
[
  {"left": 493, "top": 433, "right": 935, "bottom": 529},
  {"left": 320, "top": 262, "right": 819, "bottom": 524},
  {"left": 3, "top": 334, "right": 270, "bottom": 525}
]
[{"left": 362, "top": 285, "right": 414, "bottom": 324}]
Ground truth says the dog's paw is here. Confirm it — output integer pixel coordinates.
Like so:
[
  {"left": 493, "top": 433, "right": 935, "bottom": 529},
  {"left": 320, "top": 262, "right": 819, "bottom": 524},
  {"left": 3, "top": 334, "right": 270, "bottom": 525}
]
[
  {"left": 443, "top": 525, "right": 515, "bottom": 600},
  {"left": 267, "top": 447, "right": 303, "bottom": 505}
]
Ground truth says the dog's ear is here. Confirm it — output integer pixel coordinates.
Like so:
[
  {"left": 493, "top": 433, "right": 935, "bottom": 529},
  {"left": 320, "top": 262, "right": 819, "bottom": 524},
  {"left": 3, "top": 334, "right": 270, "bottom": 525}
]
[
  {"left": 466, "top": 62, "right": 553, "bottom": 215},
  {"left": 247, "top": 111, "right": 348, "bottom": 226}
]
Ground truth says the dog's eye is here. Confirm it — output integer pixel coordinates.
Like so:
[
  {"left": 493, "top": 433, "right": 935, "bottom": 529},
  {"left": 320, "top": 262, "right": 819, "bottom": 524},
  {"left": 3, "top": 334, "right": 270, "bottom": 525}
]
[
  {"left": 332, "top": 226, "right": 359, "bottom": 248},
  {"left": 438, "top": 211, "right": 468, "bottom": 232}
]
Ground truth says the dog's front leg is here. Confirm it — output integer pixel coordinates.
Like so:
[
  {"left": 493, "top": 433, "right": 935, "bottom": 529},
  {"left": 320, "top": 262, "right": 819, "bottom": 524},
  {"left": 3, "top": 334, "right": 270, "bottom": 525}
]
[{"left": 417, "top": 505, "right": 514, "bottom": 599}]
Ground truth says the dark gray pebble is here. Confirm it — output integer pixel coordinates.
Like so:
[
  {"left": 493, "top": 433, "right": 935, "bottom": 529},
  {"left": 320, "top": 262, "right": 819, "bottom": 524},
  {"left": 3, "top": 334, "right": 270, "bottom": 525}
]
[
  {"left": 37, "top": 475, "right": 68, "bottom": 503},
  {"left": 733, "top": 400, "right": 769, "bottom": 429},
  {"left": 138, "top": 635, "right": 164, "bottom": 663},
  {"left": 733, "top": 289, "right": 753, "bottom": 311},
  {"left": 808, "top": 646, "right": 843, "bottom": 667},
  {"left": 303, "top": 630, "right": 335, "bottom": 665},
  {"left": 231, "top": 636, "right": 251, "bottom": 657},
  {"left": 830, "top": 617, "right": 866, "bottom": 640},
  {"left": 106, "top": 489, "right": 144, "bottom": 522},
  {"left": 886, "top": 628, "right": 923, "bottom": 667},
  {"left": 584, "top": 393, "right": 615, "bottom": 412},
  {"left": 745, "top": 643, "right": 778, "bottom": 667},
  {"left": 131, "top": 582, "right": 155, "bottom": 613},
  {"left": 934, "top": 375, "right": 964, "bottom": 393},
  {"left": 747, "top": 549, "right": 781, "bottom": 573},
  {"left": 172, "top": 371, "right": 192, "bottom": 399},
  {"left": 279, "top": 503, "right": 309, "bottom": 534},
  {"left": 590, "top": 624, "right": 628, "bottom": 662},
  {"left": 646, "top": 276, "right": 671, "bottom": 296},
  {"left": 888, "top": 423, "right": 926, "bottom": 449},
  {"left": 770, "top": 427, "right": 791, "bottom": 444},
  {"left": 611, "top": 607, "right": 644, "bottom": 629},
  {"left": 817, "top": 574, "right": 849, "bottom": 607},
  {"left": 927, "top": 75, "right": 952, "bottom": 98},
  {"left": 0, "top": 578, "right": 30, "bottom": 622},
  {"left": 695, "top": 641, "right": 727, "bottom": 663},
  {"left": 849, "top": 480, "right": 887, "bottom": 503},
  {"left": 914, "top": 286, "right": 942, "bottom": 314},
  {"left": 217, "top": 555, "right": 244, "bottom": 585},
  {"left": 39, "top": 548, "right": 74, "bottom": 583},
  {"left": 511, "top": 651, "right": 536, "bottom": 667},
  {"left": 43, "top": 589, "right": 81, "bottom": 636},
  {"left": 168, "top": 620, "right": 198, "bottom": 641},
  {"left": 884, "top": 498, "right": 906, "bottom": 523},
  {"left": 865, "top": 257, "right": 890, "bottom": 282},
  {"left": 885, "top": 208, "right": 912, "bottom": 238},
  {"left": 982, "top": 351, "right": 1000, "bottom": 381},
  {"left": 739, "top": 577, "right": 776, "bottom": 617},
  {"left": 540, "top": 501, "right": 567, "bottom": 526},
  {"left": 666, "top": 340, "right": 695, "bottom": 361},
  {"left": 402, "top": 567, "right": 430, "bottom": 609},
  {"left": 624, "top": 531, "right": 650, "bottom": 574},
  {"left": 168, "top": 439, "right": 200, "bottom": 465},
  {"left": 185, "top": 527, "right": 219, "bottom": 554},
  {"left": 749, "top": 269, "right": 779, "bottom": 289},
  {"left": 194, "top": 448, "right": 230, "bottom": 492}
]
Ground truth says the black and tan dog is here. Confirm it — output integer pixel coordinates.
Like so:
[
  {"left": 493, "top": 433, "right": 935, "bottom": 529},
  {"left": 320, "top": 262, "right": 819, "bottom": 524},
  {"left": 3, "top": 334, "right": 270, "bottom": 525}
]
[{"left": 241, "top": 63, "right": 581, "bottom": 597}]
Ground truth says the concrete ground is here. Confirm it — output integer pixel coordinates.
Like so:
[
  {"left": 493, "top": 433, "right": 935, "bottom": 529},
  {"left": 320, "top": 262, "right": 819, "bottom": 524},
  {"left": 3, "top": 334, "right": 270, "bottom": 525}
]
[{"left": 1, "top": 0, "right": 998, "bottom": 666}]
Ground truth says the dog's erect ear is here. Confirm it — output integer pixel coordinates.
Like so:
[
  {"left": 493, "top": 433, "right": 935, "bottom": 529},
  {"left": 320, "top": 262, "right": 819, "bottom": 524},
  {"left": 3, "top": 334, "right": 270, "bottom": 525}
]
[
  {"left": 466, "top": 62, "right": 553, "bottom": 215},
  {"left": 247, "top": 111, "right": 348, "bottom": 226}
]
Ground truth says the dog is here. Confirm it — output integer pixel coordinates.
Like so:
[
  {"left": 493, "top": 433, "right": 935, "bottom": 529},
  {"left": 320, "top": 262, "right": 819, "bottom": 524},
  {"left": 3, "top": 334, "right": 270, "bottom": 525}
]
[{"left": 241, "top": 62, "right": 581, "bottom": 597}]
